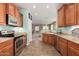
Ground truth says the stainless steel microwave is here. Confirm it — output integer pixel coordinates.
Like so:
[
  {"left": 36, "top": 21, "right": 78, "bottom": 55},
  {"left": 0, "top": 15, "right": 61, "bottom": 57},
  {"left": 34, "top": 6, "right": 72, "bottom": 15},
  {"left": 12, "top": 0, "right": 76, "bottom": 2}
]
[{"left": 7, "top": 15, "right": 18, "bottom": 26}]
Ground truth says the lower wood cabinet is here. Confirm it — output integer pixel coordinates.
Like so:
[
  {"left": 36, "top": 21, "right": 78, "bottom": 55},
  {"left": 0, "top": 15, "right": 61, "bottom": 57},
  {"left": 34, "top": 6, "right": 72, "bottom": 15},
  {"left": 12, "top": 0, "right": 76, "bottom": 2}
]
[
  {"left": 59, "top": 37, "right": 68, "bottom": 56},
  {"left": 68, "top": 41, "right": 79, "bottom": 56},
  {"left": 0, "top": 44, "right": 13, "bottom": 56},
  {"left": 42, "top": 33, "right": 55, "bottom": 45},
  {"left": 42, "top": 33, "right": 79, "bottom": 56},
  {"left": 0, "top": 39, "right": 14, "bottom": 56},
  {"left": 48, "top": 34, "right": 54, "bottom": 45},
  {"left": 42, "top": 33, "right": 48, "bottom": 43}
]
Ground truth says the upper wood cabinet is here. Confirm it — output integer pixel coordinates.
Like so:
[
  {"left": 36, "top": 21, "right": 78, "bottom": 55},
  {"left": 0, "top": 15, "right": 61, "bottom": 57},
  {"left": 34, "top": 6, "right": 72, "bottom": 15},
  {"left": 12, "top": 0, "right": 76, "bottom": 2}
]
[
  {"left": 58, "top": 5, "right": 65, "bottom": 27},
  {"left": 8, "top": 3, "right": 15, "bottom": 17},
  {"left": 0, "top": 3, "right": 23, "bottom": 27},
  {"left": 15, "top": 6, "right": 20, "bottom": 20},
  {"left": 58, "top": 3, "right": 78, "bottom": 27},
  {"left": 0, "top": 4, "right": 6, "bottom": 25},
  {"left": 15, "top": 6, "right": 21, "bottom": 27},
  {"left": 65, "top": 4, "right": 76, "bottom": 26},
  {"left": 76, "top": 4, "right": 79, "bottom": 24}
]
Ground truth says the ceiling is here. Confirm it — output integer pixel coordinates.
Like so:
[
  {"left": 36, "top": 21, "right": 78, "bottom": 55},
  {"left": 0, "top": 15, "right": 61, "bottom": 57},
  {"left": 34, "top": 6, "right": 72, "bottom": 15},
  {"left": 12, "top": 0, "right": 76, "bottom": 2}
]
[{"left": 16, "top": 3, "right": 63, "bottom": 25}]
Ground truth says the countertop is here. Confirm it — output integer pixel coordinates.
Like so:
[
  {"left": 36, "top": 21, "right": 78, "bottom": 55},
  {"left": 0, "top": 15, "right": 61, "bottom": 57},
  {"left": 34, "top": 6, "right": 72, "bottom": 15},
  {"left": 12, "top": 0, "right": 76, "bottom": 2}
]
[
  {"left": 0, "top": 37, "right": 14, "bottom": 43},
  {"left": 43, "top": 32, "right": 79, "bottom": 44}
]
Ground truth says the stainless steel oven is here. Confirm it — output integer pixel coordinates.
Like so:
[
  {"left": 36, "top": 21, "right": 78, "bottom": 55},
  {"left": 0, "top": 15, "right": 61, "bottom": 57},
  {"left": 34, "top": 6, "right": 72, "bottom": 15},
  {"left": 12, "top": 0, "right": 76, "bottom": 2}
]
[{"left": 14, "top": 35, "right": 24, "bottom": 56}]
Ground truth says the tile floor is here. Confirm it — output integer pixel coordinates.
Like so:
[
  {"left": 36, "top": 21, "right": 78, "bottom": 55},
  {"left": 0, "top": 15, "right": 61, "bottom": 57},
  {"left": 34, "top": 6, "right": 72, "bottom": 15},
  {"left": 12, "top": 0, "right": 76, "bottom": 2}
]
[{"left": 19, "top": 33, "right": 61, "bottom": 56}]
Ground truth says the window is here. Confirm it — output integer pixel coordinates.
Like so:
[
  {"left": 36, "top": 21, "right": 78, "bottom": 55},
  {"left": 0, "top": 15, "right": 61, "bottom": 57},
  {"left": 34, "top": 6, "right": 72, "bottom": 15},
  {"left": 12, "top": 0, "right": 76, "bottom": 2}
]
[
  {"left": 43, "top": 26, "right": 49, "bottom": 30},
  {"left": 51, "top": 24, "right": 54, "bottom": 30},
  {"left": 35, "top": 26, "right": 39, "bottom": 31}
]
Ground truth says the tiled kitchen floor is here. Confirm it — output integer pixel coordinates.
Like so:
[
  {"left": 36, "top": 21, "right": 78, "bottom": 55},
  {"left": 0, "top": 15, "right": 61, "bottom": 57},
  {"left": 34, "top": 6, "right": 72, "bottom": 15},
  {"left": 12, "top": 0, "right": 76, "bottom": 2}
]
[{"left": 19, "top": 33, "right": 61, "bottom": 56}]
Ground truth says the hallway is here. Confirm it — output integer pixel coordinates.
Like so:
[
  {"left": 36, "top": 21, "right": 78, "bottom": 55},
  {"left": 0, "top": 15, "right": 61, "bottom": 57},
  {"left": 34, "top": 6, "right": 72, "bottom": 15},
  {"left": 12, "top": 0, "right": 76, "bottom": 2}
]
[{"left": 19, "top": 34, "right": 61, "bottom": 56}]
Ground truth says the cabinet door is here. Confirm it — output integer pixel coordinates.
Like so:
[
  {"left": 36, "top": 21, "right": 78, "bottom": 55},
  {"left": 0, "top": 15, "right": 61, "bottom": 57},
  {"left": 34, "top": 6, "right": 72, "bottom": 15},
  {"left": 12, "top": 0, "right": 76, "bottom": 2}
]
[
  {"left": 58, "top": 5, "right": 65, "bottom": 27},
  {"left": 0, "top": 4, "right": 6, "bottom": 25},
  {"left": 0, "top": 44, "right": 13, "bottom": 56},
  {"left": 48, "top": 35, "right": 54, "bottom": 45},
  {"left": 8, "top": 4, "right": 15, "bottom": 17},
  {"left": 68, "top": 41, "right": 79, "bottom": 56},
  {"left": 76, "top": 4, "right": 79, "bottom": 24},
  {"left": 43, "top": 34, "right": 47, "bottom": 43},
  {"left": 65, "top": 4, "right": 76, "bottom": 26},
  {"left": 15, "top": 6, "right": 21, "bottom": 27},
  {"left": 68, "top": 46, "right": 79, "bottom": 56},
  {"left": 44, "top": 34, "right": 48, "bottom": 43},
  {"left": 59, "top": 38, "right": 68, "bottom": 56}
]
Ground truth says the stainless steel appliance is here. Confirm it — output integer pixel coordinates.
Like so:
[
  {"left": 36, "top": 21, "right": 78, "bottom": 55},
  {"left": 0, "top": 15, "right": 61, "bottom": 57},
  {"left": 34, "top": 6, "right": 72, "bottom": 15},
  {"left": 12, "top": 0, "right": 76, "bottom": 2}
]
[
  {"left": 0, "top": 30, "right": 14, "bottom": 37},
  {"left": 14, "top": 35, "right": 24, "bottom": 56},
  {"left": 0, "top": 30, "right": 24, "bottom": 55},
  {"left": 6, "top": 14, "right": 18, "bottom": 26}
]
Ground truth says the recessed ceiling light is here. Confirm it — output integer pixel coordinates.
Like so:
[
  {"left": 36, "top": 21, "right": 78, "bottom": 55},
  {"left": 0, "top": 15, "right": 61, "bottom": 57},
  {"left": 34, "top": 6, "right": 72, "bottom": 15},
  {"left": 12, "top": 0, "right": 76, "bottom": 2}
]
[
  {"left": 46, "top": 5, "right": 50, "bottom": 8},
  {"left": 33, "top": 5, "right": 36, "bottom": 8},
  {"left": 35, "top": 13, "right": 38, "bottom": 16}
]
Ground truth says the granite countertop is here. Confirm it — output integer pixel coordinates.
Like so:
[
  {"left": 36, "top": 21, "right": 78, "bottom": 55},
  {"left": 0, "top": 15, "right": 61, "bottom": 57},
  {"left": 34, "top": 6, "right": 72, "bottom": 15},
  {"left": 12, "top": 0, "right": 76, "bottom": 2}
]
[
  {"left": 43, "top": 32, "right": 79, "bottom": 44},
  {"left": 0, "top": 37, "right": 14, "bottom": 43}
]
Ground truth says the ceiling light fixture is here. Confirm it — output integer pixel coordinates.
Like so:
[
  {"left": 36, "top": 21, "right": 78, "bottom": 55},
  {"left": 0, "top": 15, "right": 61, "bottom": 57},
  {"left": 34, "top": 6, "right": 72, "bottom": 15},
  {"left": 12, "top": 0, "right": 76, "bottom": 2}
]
[
  {"left": 33, "top": 5, "right": 36, "bottom": 8},
  {"left": 35, "top": 13, "right": 38, "bottom": 16},
  {"left": 46, "top": 5, "right": 50, "bottom": 8}
]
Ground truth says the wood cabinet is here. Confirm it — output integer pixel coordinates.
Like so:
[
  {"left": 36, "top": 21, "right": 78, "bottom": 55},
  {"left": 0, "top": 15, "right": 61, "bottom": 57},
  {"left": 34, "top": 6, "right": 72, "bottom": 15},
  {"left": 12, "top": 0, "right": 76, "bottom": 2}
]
[
  {"left": 58, "top": 4, "right": 77, "bottom": 27},
  {"left": 0, "top": 44, "right": 13, "bottom": 56},
  {"left": 0, "top": 4, "right": 6, "bottom": 25},
  {"left": 76, "top": 4, "right": 79, "bottom": 24},
  {"left": 48, "top": 34, "right": 54, "bottom": 45},
  {"left": 65, "top": 4, "right": 76, "bottom": 26},
  {"left": 42, "top": 33, "right": 55, "bottom": 45},
  {"left": 42, "top": 33, "right": 79, "bottom": 56},
  {"left": 15, "top": 6, "right": 22, "bottom": 27},
  {"left": 55, "top": 36, "right": 60, "bottom": 51},
  {"left": 8, "top": 3, "right": 15, "bottom": 17},
  {"left": 0, "top": 3, "right": 23, "bottom": 27},
  {"left": 42, "top": 33, "right": 48, "bottom": 43},
  {"left": 68, "top": 41, "right": 79, "bottom": 56},
  {"left": 59, "top": 37, "right": 68, "bottom": 56},
  {"left": 58, "top": 5, "right": 65, "bottom": 27},
  {"left": 0, "top": 39, "right": 14, "bottom": 56}
]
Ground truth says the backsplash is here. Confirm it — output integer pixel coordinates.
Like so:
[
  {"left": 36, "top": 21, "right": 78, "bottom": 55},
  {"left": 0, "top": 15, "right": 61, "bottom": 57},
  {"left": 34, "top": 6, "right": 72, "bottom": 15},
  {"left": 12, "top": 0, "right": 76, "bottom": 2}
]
[
  {"left": 58, "top": 25, "right": 79, "bottom": 35},
  {"left": 0, "top": 25, "right": 24, "bottom": 33}
]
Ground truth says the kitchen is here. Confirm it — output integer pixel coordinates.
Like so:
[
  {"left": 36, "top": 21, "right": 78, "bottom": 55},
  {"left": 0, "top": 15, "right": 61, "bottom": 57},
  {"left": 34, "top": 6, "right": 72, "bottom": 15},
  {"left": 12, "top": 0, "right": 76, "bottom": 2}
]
[
  {"left": 0, "top": 3, "right": 79, "bottom": 56},
  {"left": 0, "top": 3, "right": 32, "bottom": 56},
  {"left": 32, "top": 3, "right": 79, "bottom": 56}
]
